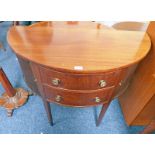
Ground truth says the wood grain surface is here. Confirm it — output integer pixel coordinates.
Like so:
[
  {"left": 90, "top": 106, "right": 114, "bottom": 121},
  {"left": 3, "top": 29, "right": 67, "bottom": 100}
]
[{"left": 7, "top": 21, "right": 151, "bottom": 73}]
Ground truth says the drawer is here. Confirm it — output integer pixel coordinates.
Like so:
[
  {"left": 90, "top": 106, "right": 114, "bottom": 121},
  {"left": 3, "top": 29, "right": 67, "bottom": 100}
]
[
  {"left": 43, "top": 85, "right": 114, "bottom": 106},
  {"left": 40, "top": 67, "right": 120, "bottom": 90}
]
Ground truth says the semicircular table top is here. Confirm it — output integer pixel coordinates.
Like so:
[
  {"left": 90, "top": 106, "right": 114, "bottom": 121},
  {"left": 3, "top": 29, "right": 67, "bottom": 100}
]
[{"left": 7, "top": 21, "right": 151, "bottom": 73}]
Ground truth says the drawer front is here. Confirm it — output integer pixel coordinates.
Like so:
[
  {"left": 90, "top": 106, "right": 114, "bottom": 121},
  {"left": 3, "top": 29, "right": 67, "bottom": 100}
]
[
  {"left": 40, "top": 67, "right": 120, "bottom": 90},
  {"left": 43, "top": 85, "right": 114, "bottom": 106}
]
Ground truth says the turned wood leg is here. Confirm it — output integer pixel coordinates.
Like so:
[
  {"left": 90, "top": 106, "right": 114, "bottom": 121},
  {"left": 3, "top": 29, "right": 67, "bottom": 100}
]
[
  {"left": 43, "top": 99, "right": 53, "bottom": 126},
  {"left": 0, "top": 67, "right": 16, "bottom": 97},
  {"left": 7, "top": 109, "right": 13, "bottom": 117},
  {"left": 96, "top": 103, "right": 110, "bottom": 126},
  {"left": 139, "top": 120, "right": 155, "bottom": 134},
  {"left": 0, "top": 68, "right": 29, "bottom": 117}
]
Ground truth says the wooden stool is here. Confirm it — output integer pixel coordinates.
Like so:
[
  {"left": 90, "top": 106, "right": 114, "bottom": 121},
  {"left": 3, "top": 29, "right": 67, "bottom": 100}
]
[{"left": 0, "top": 67, "right": 29, "bottom": 116}]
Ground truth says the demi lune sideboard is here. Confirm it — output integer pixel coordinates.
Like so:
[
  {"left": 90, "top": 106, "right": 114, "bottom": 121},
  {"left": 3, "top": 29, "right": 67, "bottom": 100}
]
[{"left": 7, "top": 21, "right": 151, "bottom": 126}]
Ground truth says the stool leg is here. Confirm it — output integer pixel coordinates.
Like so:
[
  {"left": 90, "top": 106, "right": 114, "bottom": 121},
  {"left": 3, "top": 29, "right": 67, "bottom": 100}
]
[
  {"left": 96, "top": 102, "right": 110, "bottom": 126},
  {"left": 0, "top": 67, "right": 16, "bottom": 97},
  {"left": 43, "top": 99, "right": 53, "bottom": 126},
  {"left": 0, "top": 68, "right": 29, "bottom": 117}
]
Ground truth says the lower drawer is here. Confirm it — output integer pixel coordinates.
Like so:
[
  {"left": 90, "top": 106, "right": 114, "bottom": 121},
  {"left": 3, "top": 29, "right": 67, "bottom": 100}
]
[
  {"left": 43, "top": 85, "right": 114, "bottom": 106},
  {"left": 40, "top": 66, "right": 120, "bottom": 90}
]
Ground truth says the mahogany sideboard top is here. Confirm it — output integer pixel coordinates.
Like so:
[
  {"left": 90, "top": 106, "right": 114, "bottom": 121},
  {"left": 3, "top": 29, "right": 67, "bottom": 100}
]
[
  {"left": 7, "top": 21, "right": 151, "bottom": 73},
  {"left": 7, "top": 21, "right": 151, "bottom": 126}
]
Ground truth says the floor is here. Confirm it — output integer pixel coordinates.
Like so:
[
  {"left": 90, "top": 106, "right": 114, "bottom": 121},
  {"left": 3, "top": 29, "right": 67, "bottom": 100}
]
[{"left": 0, "top": 22, "right": 144, "bottom": 134}]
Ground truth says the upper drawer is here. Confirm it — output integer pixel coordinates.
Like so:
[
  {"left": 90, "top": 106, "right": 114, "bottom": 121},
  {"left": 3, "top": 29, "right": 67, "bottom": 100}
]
[{"left": 40, "top": 66, "right": 120, "bottom": 90}]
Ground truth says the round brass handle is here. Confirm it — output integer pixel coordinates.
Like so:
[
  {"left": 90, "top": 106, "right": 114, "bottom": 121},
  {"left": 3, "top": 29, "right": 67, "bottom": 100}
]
[
  {"left": 95, "top": 97, "right": 101, "bottom": 103},
  {"left": 99, "top": 80, "right": 107, "bottom": 88},
  {"left": 55, "top": 95, "right": 62, "bottom": 102},
  {"left": 52, "top": 78, "right": 60, "bottom": 86}
]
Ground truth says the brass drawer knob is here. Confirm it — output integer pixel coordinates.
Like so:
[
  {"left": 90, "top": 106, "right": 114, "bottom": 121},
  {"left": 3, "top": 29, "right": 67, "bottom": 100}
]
[
  {"left": 55, "top": 95, "right": 62, "bottom": 102},
  {"left": 99, "top": 80, "right": 107, "bottom": 88},
  {"left": 52, "top": 78, "right": 60, "bottom": 86},
  {"left": 95, "top": 97, "right": 101, "bottom": 103}
]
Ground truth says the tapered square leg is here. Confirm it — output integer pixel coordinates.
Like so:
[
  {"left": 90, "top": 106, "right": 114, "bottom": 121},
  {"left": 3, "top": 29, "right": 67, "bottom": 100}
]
[
  {"left": 96, "top": 103, "right": 110, "bottom": 126},
  {"left": 43, "top": 100, "right": 53, "bottom": 126}
]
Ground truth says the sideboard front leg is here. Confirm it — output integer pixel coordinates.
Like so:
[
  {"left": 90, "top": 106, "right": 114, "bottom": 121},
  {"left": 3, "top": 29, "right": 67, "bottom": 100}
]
[
  {"left": 30, "top": 63, "right": 54, "bottom": 126},
  {"left": 43, "top": 99, "right": 53, "bottom": 126},
  {"left": 96, "top": 102, "right": 110, "bottom": 126}
]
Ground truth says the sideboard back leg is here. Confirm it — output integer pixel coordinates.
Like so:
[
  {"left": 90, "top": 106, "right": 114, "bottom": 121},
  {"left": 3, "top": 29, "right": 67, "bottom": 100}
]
[
  {"left": 43, "top": 99, "right": 53, "bottom": 126},
  {"left": 96, "top": 102, "right": 110, "bottom": 126}
]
